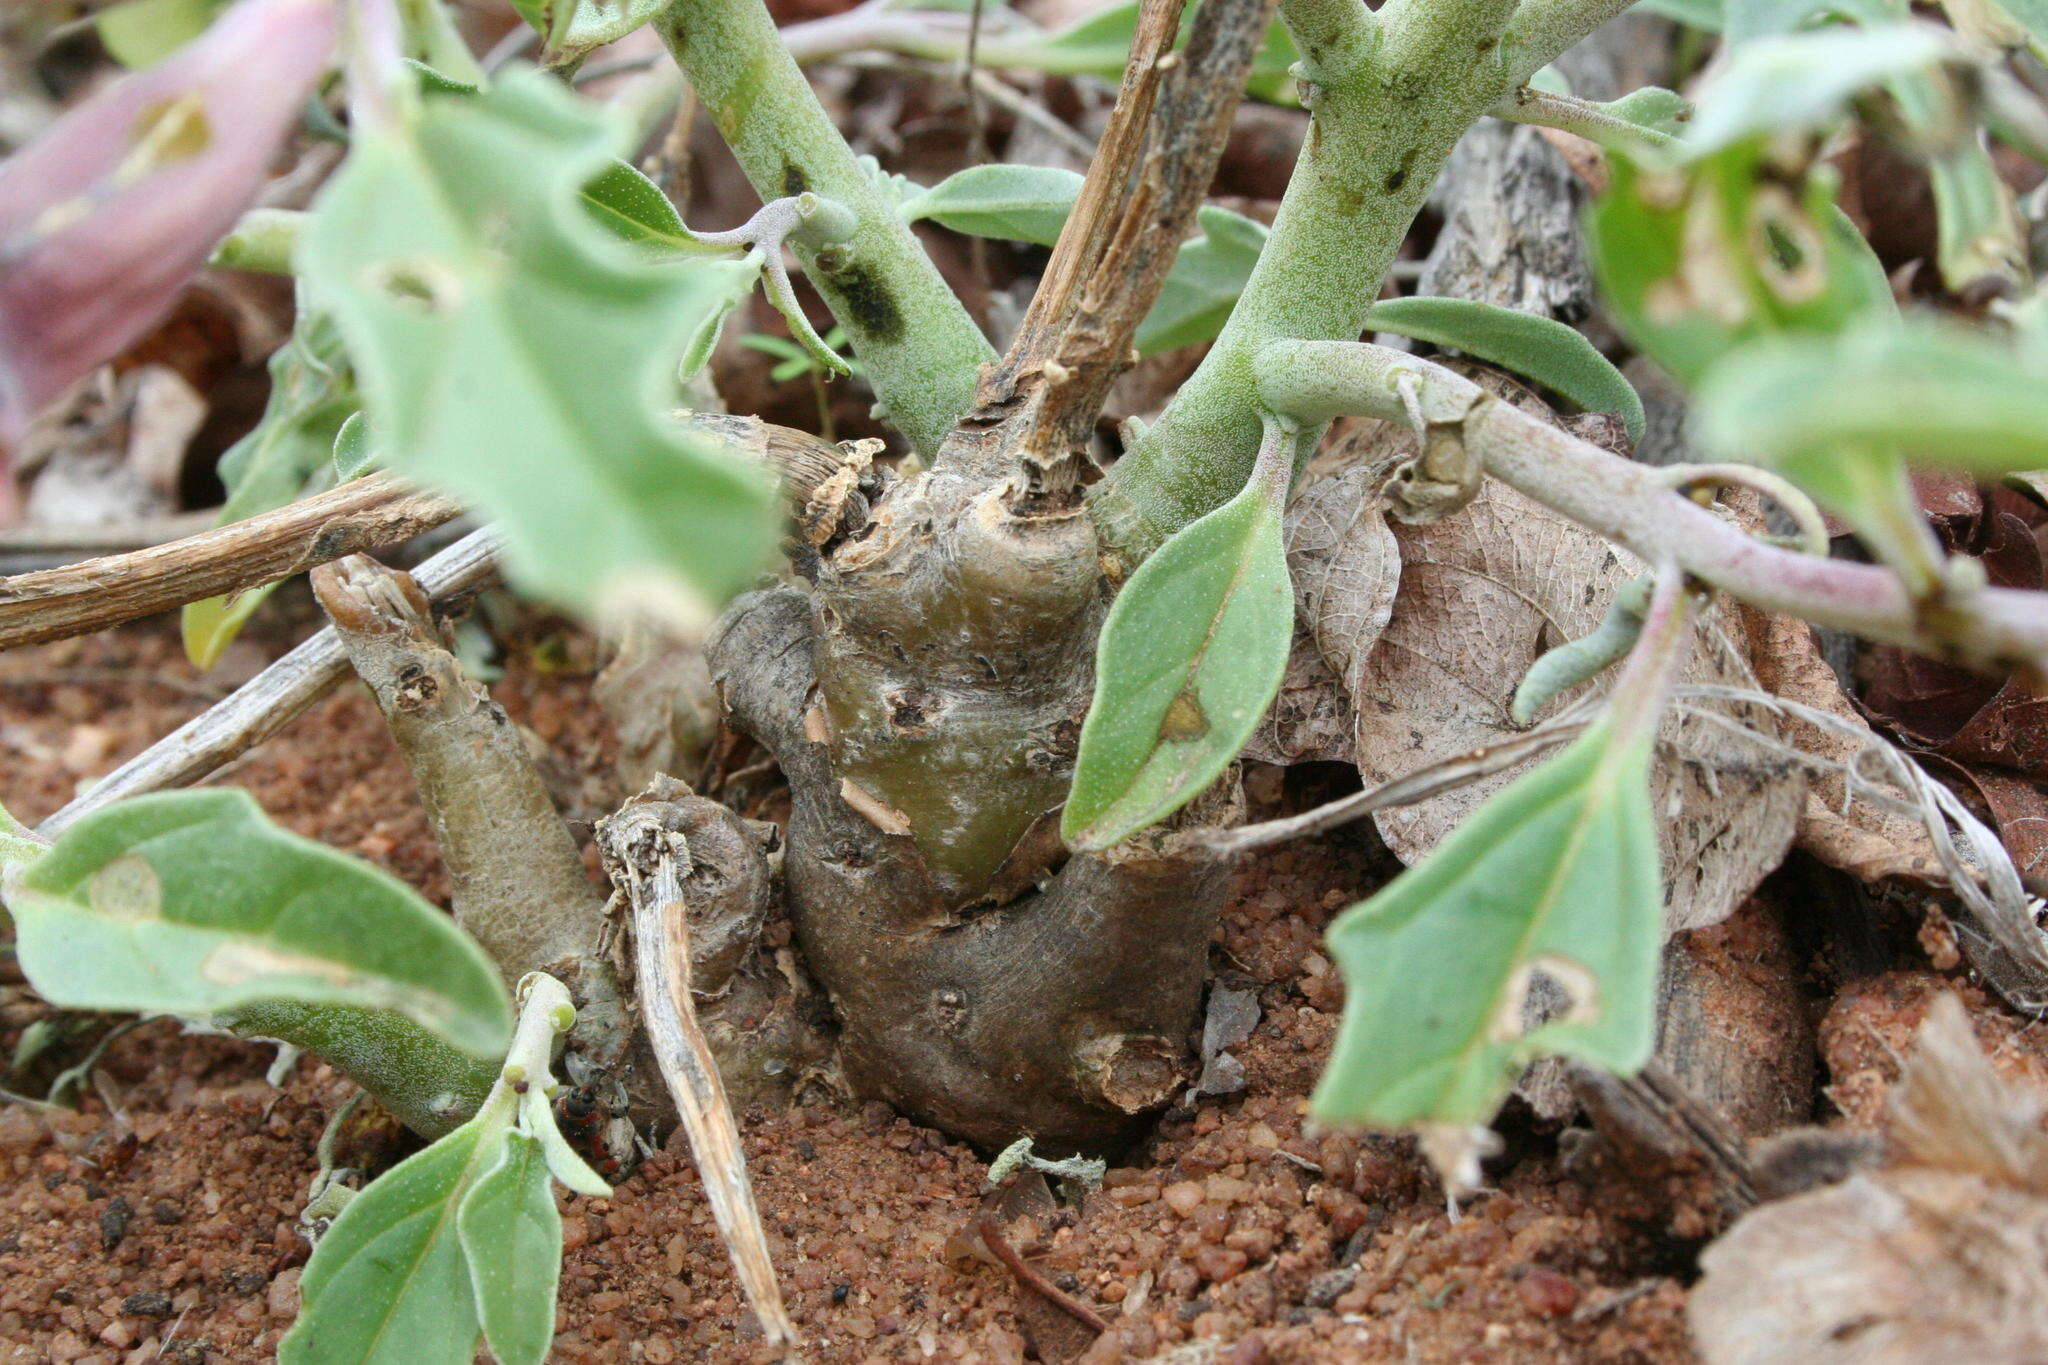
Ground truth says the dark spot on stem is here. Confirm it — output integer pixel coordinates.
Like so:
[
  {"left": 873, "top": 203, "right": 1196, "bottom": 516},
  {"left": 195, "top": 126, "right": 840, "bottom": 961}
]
[
  {"left": 828, "top": 261, "right": 904, "bottom": 342},
  {"left": 1384, "top": 147, "right": 1417, "bottom": 194},
  {"left": 782, "top": 160, "right": 809, "bottom": 197}
]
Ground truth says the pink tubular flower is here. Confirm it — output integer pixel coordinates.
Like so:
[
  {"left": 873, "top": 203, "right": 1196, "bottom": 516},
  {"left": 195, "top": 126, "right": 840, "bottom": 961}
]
[{"left": 0, "top": 0, "right": 337, "bottom": 453}]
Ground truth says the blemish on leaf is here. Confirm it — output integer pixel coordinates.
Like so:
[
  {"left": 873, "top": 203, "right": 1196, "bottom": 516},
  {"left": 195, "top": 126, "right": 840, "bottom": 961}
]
[
  {"left": 200, "top": 942, "right": 360, "bottom": 988},
  {"left": 1489, "top": 953, "right": 1601, "bottom": 1043},
  {"left": 366, "top": 257, "right": 465, "bottom": 314},
  {"left": 87, "top": 856, "right": 162, "bottom": 922},
  {"left": 1159, "top": 690, "right": 1209, "bottom": 743}
]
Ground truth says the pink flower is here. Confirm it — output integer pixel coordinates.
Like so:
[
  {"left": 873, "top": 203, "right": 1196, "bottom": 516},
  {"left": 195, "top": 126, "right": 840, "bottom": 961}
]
[{"left": 0, "top": 0, "right": 336, "bottom": 463}]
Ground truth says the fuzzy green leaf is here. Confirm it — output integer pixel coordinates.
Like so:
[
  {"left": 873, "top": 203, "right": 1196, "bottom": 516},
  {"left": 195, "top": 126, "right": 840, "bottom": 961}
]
[
  {"left": 513, "top": 0, "right": 665, "bottom": 59},
  {"left": 301, "top": 70, "right": 779, "bottom": 636},
  {"left": 995, "top": 2, "right": 1297, "bottom": 98},
  {"left": 1682, "top": 25, "right": 1952, "bottom": 154},
  {"left": 1602, "top": 86, "right": 1692, "bottom": 138},
  {"left": 1314, "top": 721, "right": 1662, "bottom": 1129},
  {"left": 182, "top": 305, "right": 356, "bottom": 669},
  {"left": 1364, "top": 296, "right": 1645, "bottom": 444},
  {"left": 1695, "top": 321, "right": 2048, "bottom": 488},
  {"left": 520, "top": 1085, "right": 612, "bottom": 1197},
  {"left": 1136, "top": 205, "right": 1268, "bottom": 355},
  {"left": 1722, "top": 0, "right": 1844, "bottom": 41},
  {"left": 282, "top": 1106, "right": 510, "bottom": 1364},
  {"left": 676, "top": 256, "right": 766, "bottom": 385},
  {"left": 8, "top": 789, "right": 513, "bottom": 1060},
  {"left": 578, "top": 159, "right": 706, "bottom": 254},
  {"left": 330, "top": 411, "right": 381, "bottom": 480},
  {"left": 1639, "top": 0, "right": 1726, "bottom": 29},
  {"left": 1064, "top": 456, "right": 1292, "bottom": 848},
  {"left": 888, "top": 164, "right": 1268, "bottom": 354},
  {"left": 0, "top": 798, "right": 41, "bottom": 872},
  {"left": 1588, "top": 146, "right": 1893, "bottom": 388},
  {"left": 458, "top": 1131, "right": 562, "bottom": 1365},
  {"left": 900, "top": 163, "right": 1085, "bottom": 247}
]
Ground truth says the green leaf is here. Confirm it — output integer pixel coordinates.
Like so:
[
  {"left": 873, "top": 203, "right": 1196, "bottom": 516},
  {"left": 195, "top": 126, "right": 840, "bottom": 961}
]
[
  {"left": 1638, "top": 0, "right": 1725, "bottom": 29},
  {"left": 900, "top": 163, "right": 1086, "bottom": 248},
  {"left": 1602, "top": 87, "right": 1692, "bottom": 139},
  {"left": 1682, "top": 25, "right": 1952, "bottom": 154},
  {"left": 514, "top": 0, "right": 666, "bottom": 60},
  {"left": 0, "top": 798, "right": 42, "bottom": 873},
  {"left": 893, "top": 164, "right": 1267, "bottom": 353},
  {"left": 520, "top": 1086, "right": 612, "bottom": 1197},
  {"left": 578, "top": 158, "right": 703, "bottom": 254},
  {"left": 1135, "top": 205, "right": 1269, "bottom": 355},
  {"left": 1723, "top": 0, "right": 1844, "bottom": 41},
  {"left": 1588, "top": 145, "right": 1893, "bottom": 388},
  {"left": 283, "top": 1104, "right": 511, "bottom": 1364},
  {"left": 1313, "top": 719, "right": 1662, "bottom": 1129},
  {"left": 406, "top": 56, "right": 482, "bottom": 97},
  {"left": 301, "top": 69, "right": 780, "bottom": 635},
  {"left": 95, "top": 0, "right": 228, "bottom": 67},
  {"left": 1694, "top": 321, "right": 2048, "bottom": 485},
  {"left": 676, "top": 256, "right": 765, "bottom": 384},
  {"left": 1064, "top": 450, "right": 1293, "bottom": 849},
  {"left": 182, "top": 305, "right": 356, "bottom": 669},
  {"left": 458, "top": 1132, "right": 562, "bottom": 1365},
  {"left": 331, "top": 411, "right": 381, "bottom": 480},
  {"left": 1364, "top": 297, "right": 1645, "bottom": 444},
  {"left": 397, "top": 0, "right": 485, "bottom": 86},
  {"left": 8, "top": 789, "right": 513, "bottom": 1060}
]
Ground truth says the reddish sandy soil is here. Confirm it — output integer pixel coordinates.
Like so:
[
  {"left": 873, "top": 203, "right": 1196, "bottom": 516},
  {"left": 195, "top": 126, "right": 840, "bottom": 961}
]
[{"left": 0, "top": 603, "right": 1713, "bottom": 1363}]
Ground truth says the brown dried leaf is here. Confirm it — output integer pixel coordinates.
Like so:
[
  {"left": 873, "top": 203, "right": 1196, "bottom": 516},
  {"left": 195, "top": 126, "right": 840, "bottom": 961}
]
[
  {"left": 1740, "top": 608, "right": 1946, "bottom": 887},
  {"left": 1350, "top": 477, "right": 1802, "bottom": 932},
  {"left": 1244, "top": 464, "right": 1399, "bottom": 766},
  {"left": 1690, "top": 995, "right": 2048, "bottom": 1364}
]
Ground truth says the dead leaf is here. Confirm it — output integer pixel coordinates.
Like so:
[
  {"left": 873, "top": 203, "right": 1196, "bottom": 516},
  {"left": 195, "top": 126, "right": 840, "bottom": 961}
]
[
  {"left": 1740, "top": 607, "right": 1945, "bottom": 887},
  {"left": 1863, "top": 486, "right": 2048, "bottom": 781},
  {"left": 1349, "top": 476, "right": 1802, "bottom": 932},
  {"left": 1690, "top": 994, "right": 2048, "bottom": 1364},
  {"left": 1244, "top": 463, "right": 1400, "bottom": 766}
]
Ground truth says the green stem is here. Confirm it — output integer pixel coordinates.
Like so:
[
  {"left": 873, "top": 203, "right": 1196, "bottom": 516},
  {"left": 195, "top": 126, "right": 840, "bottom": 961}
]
[
  {"left": 1093, "top": 0, "right": 1629, "bottom": 558},
  {"left": 656, "top": 0, "right": 995, "bottom": 456},
  {"left": 1092, "top": 0, "right": 1503, "bottom": 554}
]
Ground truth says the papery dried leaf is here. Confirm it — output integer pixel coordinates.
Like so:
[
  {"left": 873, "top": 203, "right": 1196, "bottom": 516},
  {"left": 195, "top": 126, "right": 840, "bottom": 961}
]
[
  {"left": 0, "top": 0, "right": 335, "bottom": 445},
  {"left": 1739, "top": 608, "right": 1944, "bottom": 886},
  {"left": 1890, "top": 992, "right": 2048, "bottom": 1187},
  {"left": 1691, "top": 993, "right": 2048, "bottom": 1364},
  {"left": 1690, "top": 1170, "right": 2048, "bottom": 1364},
  {"left": 1245, "top": 464, "right": 1399, "bottom": 766},
  {"left": 1350, "top": 477, "right": 1801, "bottom": 932},
  {"left": 1285, "top": 465, "right": 1401, "bottom": 707}
]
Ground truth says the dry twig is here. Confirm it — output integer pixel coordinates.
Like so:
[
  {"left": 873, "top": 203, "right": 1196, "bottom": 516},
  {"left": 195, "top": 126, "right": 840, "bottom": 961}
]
[
  {"left": 0, "top": 473, "right": 462, "bottom": 651},
  {"left": 598, "top": 794, "right": 795, "bottom": 1351},
  {"left": 36, "top": 527, "right": 499, "bottom": 838}
]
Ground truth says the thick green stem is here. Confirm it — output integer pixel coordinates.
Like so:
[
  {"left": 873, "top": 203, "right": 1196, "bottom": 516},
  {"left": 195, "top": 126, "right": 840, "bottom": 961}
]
[
  {"left": 656, "top": 0, "right": 994, "bottom": 456},
  {"left": 1094, "top": 0, "right": 1624, "bottom": 557}
]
